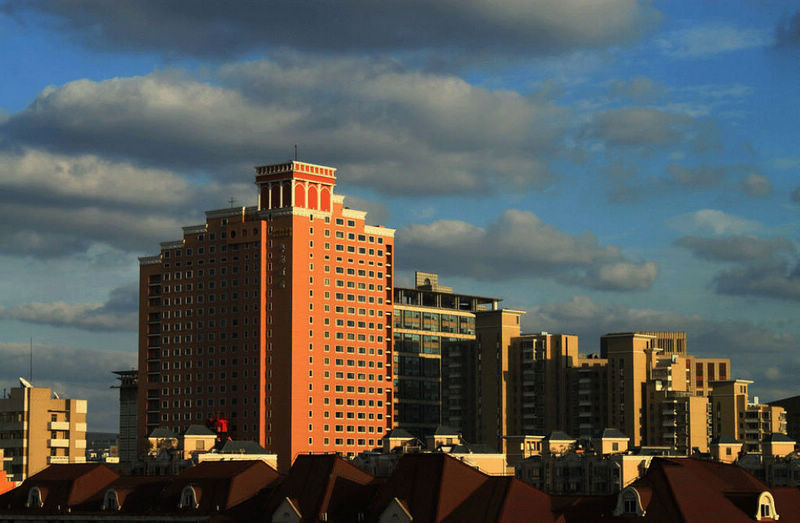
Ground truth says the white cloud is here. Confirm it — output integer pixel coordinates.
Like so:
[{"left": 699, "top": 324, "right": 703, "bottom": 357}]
[
  {"left": 668, "top": 209, "right": 760, "bottom": 236},
  {"left": 656, "top": 24, "right": 772, "bottom": 58},
  {"left": 397, "top": 209, "right": 657, "bottom": 291}
]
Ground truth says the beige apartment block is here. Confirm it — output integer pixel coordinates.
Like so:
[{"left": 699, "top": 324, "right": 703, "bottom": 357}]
[
  {"left": 601, "top": 333, "right": 655, "bottom": 447},
  {"left": 475, "top": 309, "right": 524, "bottom": 450},
  {"left": 686, "top": 356, "right": 731, "bottom": 397},
  {"left": 710, "top": 379, "right": 787, "bottom": 452},
  {"left": 507, "top": 333, "right": 579, "bottom": 437},
  {"left": 0, "top": 380, "right": 87, "bottom": 482}
]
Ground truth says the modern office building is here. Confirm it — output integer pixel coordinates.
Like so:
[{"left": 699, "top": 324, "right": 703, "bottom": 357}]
[
  {"left": 0, "top": 380, "right": 87, "bottom": 482},
  {"left": 137, "top": 160, "right": 394, "bottom": 470}
]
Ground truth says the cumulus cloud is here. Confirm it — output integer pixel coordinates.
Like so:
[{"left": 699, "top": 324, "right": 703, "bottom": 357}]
[
  {"left": 739, "top": 173, "right": 771, "bottom": 198},
  {"left": 668, "top": 209, "right": 760, "bottom": 236},
  {"left": 675, "top": 235, "right": 800, "bottom": 301},
  {"left": 0, "top": 283, "right": 138, "bottom": 331},
  {"left": 340, "top": 195, "right": 389, "bottom": 226},
  {"left": 583, "top": 107, "right": 719, "bottom": 154},
  {"left": 584, "top": 107, "right": 693, "bottom": 147},
  {"left": 10, "top": 0, "right": 660, "bottom": 61},
  {"left": 396, "top": 209, "right": 657, "bottom": 291},
  {"left": 0, "top": 342, "right": 136, "bottom": 432},
  {"left": 656, "top": 24, "right": 772, "bottom": 58},
  {"left": 1, "top": 59, "right": 569, "bottom": 196}
]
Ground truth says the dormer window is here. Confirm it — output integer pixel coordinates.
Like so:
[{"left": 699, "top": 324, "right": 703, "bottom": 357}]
[
  {"left": 25, "top": 487, "right": 43, "bottom": 508},
  {"left": 756, "top": 492, "right": 779, "bottom": 521},
  {"left": 179, "top": 485, "right": 199, "bottom": 509},
  {"left": 102, "top": 489, "right": 120, "bottom": 511},
  {"left": 613, "top": 486, "right": 645, "bottom": 517}
]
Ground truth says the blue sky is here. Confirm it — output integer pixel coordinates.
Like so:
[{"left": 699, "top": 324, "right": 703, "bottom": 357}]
[{"left": 0, "top": 1, "right": 798, "bottom": 431}]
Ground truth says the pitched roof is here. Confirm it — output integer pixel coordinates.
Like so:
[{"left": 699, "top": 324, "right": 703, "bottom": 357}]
[
  {"left": 219, "top": 439, "right": 269, "bottom": 454},
  {"left": 597, "top": 428, "right": 628, "bottom": 440},
  {"left": 711, "top": 435, "right": 741, "bottom": 445},
  {"left": 546, "top": 431, "right": 574, "bottom": 441},
  {"left": 158, "top": 460, "right": 280, "bottom": 512},
  {"left": 443, "top": 476, "right": 557, "bottom": 522},
  {"left": 764, "top": 432, "right": 795, "bottom": 443},
  {"left": 183, "top": 424, "right": 215, "bottom": 436},
  {"left": 384, "top": 428, "right": 415, "bottom": 439},
  {"left": 265, "top": 454, "right": 374, "bottom": 521},
  {"left": 148, "top": 427, "right": 178, "bottom": 438},
  {"left": 630, "top": 458, "right": 772, "bottom": 521},
  {"left": 367, "top": 453, "right": 490, "bottom": 522},
  {"left": 0, "top": 463, "right": 119, "bottom": 512},
  {"left": 434, "top": 425, "right": 461, "bottom": 436}
]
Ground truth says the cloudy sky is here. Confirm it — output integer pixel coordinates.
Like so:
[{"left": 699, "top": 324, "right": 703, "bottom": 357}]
[{"left": 0, "top": 1, "right": 798, "bottom": 432}]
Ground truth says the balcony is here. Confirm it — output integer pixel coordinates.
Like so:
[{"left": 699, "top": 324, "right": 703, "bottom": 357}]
[
  {"left": 47, "top": 456, "right": 70, "bottom": 464},
  {"left": 49, "top": 421, "right": 69, "bottom": 431},
  {"left": 49, "top": 439, "right": 69, "bottom": 448}
]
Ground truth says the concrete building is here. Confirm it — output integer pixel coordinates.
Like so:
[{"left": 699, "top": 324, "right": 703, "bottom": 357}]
[
  {"left": 710, "top": 379, "right": 787, "bottom": 452},
  {"left": 0, "top": 380, "right": 87, "bottom": 482},
  {"left": 137, "top": 160, "right": 394, "bottom": 470},
  {"left": 112, "top": 369, "right": 138, "bottom": 467},
  {"left": 392, "top": 272, "right": 525, "bottom": 447},
  {"left": 507, "top": 333, "right": 579, "bottom": 437},
  {"left": 392, "top": 273, "right": 497, "bottom": 439},
  {"left": 768, "top": 394, "right": 800, "bottom": 443},
  {"left": 645, "top": 356, "right": 710, "bottom": 454}
]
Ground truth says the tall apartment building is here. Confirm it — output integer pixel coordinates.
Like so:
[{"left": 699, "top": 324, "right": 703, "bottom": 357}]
[
  {"left": 391, "top": 272, "right": 525, "bottom": 447},
  {"left": 138, "top": 161, "right": 394, "bottom": 470},
  {"left": 644, "top": 357, "right": 710, "bottom": 454},
  {"left": 710, "top": 380, "right": 787, "bottom": 452},
  {"left": 507, "top": 333, "right": 579, "bottom": 436},
  {"left": 475, "top": 309, "right": 525, "bottom": 449},
  {"left": 0, "top": 380, "right": 87, "bottom": 482},
  {"left": 112, "top": 369, "right": 138, "bottom": 467},
  {"left": 392, "top": 273, "right": 496, "bottom": 439}
]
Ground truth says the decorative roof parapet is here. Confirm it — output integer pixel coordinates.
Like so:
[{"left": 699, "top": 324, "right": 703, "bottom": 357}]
[
  {"left": 138, "top": 255, "right": 162, "bottom": 266},
  {"left": 205, "top": 206, "right": 257, "bottom": 219},
  {"left": 160, "top": 240, "right": 184, "bottom": 249},
  {"left": 182, "top": 224, "right": 207, "bottom": 234}
]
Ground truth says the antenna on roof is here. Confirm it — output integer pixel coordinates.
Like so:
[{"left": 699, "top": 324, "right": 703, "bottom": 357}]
[
  {"left": 294, "top": 144, "right": 298, "bottom": 161},
  {"left": 228, "top": 197, "right": 236, "bottom": 208},
  {"left": 29, "top": 337, "right": 33, "bottom": 383}
]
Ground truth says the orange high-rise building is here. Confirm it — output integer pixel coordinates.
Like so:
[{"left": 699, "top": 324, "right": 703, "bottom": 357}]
[{"left": 138, "top": 161, "right": 395, "bottom": 470}]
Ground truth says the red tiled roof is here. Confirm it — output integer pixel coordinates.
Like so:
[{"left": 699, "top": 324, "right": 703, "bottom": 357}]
[
  {"left": 265, "top": 454, "right": 375, "bottom": 520},
  {"left": 0, "top": 463, "right": 119, "bottom": 512},
  {"left": 368, "top": 453, "right": 496, "bottom": 522}
]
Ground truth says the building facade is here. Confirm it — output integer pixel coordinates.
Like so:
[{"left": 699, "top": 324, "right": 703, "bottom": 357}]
[
  {"left": 137, "top": 161, "right": 394, "bottom": 470},
  {"left": 0, "top": 380, "right": 87, "bottom": 482},
  {"left": 112, "top": 369, "right": 138, "bottom": 467},
  {"left": 391, "top": 272, "right": 524, "bottom": 446},
  {"left": 710, "top": 379, "right": 787, "bottom": 453}
]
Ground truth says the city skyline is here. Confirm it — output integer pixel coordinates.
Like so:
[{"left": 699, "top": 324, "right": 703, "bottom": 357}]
[{"left": 0, "top": 2, "right": 799, "bottom": 433}]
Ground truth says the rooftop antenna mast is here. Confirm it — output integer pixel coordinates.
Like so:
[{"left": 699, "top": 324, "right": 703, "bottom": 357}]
[
  {"left": 29, "top": 337, "right": 32, "bottom": 383},
  {"left": 228, "top": 197, "right": 236, "bottom": 208},
  {"left": 294, "top": 144, "right": 298, "bottom": 161}
]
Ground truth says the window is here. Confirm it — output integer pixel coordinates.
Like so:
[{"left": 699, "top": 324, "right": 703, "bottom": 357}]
[
  {"left": 179, "top": 486, "right": 199, "bottom": 509},
  {"left": 102, "top": 489, "right": 120, "bottom": 511}
]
